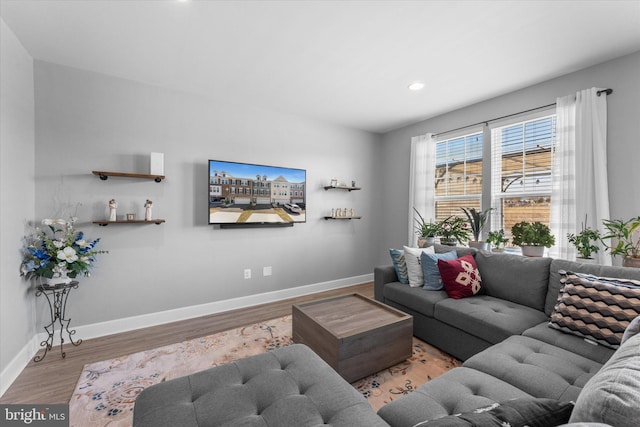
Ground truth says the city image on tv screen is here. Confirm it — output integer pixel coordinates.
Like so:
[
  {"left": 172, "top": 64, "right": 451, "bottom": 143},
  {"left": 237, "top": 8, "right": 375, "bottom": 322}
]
[{"left": 208, "top": 160, "right": 306, "bottom": 225}]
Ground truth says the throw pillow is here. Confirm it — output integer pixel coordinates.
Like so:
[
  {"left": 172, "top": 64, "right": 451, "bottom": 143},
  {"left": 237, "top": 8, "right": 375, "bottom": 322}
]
[
  {"left": 421, "top": 250, "right": 457, "bottom": 291},
  {"left": 413, "top": 398, "right": 574, "bottom": 427},
  {"left": 389, "top": 249, "right": 409, "bottom": 284},
  {"left": 622, "top": 315, "right": 640, "bottom": 345},
  {"left": 549, "top": 271, "right": 640, "bottom": 349},
  {"left": 437, "top": 254, "right": 482, "bottom": 299},
  {"left": 403, "top": 246, "right": 435, "bottom": 287},
  {"left": 569, "top": 333, "right": 640, "bottom": 425}
]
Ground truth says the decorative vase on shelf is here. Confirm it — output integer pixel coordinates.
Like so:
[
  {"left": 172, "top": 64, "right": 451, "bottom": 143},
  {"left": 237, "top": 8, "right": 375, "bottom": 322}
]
[{"left": 622, "top": 257, "right": 640, "bottom": 268}]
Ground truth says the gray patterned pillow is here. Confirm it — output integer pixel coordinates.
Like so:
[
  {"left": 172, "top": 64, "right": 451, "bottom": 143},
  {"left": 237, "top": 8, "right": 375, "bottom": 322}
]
[{"left": 549, "top": 272, "right": 640, "bottom": 349}]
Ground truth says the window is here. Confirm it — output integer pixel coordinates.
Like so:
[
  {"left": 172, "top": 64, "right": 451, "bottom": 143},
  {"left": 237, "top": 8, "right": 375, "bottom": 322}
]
[
  {"left": 491, "top": 115, "right": 556, "bottom": 242},
  {"left": 434, "top": 132, "right": 483, "bottom": 221}
]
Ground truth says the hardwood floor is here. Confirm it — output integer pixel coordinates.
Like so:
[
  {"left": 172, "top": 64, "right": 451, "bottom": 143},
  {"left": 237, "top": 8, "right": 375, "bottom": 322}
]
[{"left": 0, "top": 282, "right": 374, "bottom": 404}]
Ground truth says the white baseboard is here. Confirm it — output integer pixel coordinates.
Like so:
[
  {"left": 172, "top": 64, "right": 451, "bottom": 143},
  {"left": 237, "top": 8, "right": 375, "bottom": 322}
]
[
  {"left": 0, "top": 273, "right": 372, "bottom": 398},
  {"left": 0, "top": 335, "right": 39, "bottom": 398},
  {"left": 75, "top": 273, "right": 373, "bottom": 340}
]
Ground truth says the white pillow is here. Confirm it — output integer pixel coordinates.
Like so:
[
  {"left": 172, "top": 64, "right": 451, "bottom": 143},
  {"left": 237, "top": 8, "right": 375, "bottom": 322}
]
[{"left": 402, "top": 245, "right": 435, "bottom": 287}]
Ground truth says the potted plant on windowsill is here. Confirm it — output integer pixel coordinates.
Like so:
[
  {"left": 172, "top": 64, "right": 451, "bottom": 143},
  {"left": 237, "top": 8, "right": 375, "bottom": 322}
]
[
  {"left": 567, "top": 218, "right": 601, "bottom": 262},
  {"left": 461, "top": 207, "right": 493, "bottom": 251},
  {"left": 438, "top": 216, "right": 469, "bottom": 246},
  {"left": 486, "top": 229, "right": 509, "bottom": 252},
  {"left": 511, "top": 221, "right": 555, "bottom": 257},
  {"left": 413, "top": 208, "right": 440, "bottom": 247},
  {"left": 601, "top": 216, "right": 640, "bottom": 268}
]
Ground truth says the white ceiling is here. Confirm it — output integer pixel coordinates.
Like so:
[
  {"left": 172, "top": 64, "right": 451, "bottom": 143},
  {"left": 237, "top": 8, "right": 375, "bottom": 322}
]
[{"left": 2, "top": 0, "right": 640, "bottom": 134}]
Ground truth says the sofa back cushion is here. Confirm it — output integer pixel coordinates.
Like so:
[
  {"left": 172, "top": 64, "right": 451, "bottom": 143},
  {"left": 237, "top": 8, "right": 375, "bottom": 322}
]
[
  {"left": 474, "top": 251, "right": 551, "bottom": 311},
  {"left": 569, "top": 332, "right": 640, "bottom": 426},
  {"left": 433, "top": 244, "right": 477, "bottom": 257},
  {"left": 545, "top": 259, "right": 640, "bottom": 316}
]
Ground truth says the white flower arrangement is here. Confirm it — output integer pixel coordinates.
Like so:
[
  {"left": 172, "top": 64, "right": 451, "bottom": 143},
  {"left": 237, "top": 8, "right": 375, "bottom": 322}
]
[{"left": 20, "top": 217, "right": 107, "bottom": 282}]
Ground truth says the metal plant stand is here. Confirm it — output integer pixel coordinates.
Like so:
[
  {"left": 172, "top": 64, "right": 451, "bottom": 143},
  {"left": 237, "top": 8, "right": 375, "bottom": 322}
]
[{"left": 34, "top": 281, "right": 82, "bottom": 362}]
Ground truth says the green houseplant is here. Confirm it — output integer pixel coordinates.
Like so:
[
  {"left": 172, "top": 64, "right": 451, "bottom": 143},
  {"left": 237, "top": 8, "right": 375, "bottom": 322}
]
[
  {"left": 413, "top": 208, "right": 440, "bottom": 247},
  {"left": 461, "top": 207, "right": 493, "bottom": 250},
  {"left": 602, "top": 216, "right": 640, "bottom": 268},
  {"left": 438, "top": 216, "right": 469, "bottom": 246},
  {"left": 567, "top": 219, "right": 601, "bottom": 260},
  {"left": 511, "top": 221, "right": 555, "bottom": 257},
  {"left": 486, "top": 229, "right": 509, "bottom": 252}
]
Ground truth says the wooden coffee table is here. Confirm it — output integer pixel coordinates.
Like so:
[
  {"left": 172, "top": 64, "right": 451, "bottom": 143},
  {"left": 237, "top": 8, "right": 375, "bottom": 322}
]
[{"left": 292, "top": 293, "right": 413, "bottom": 382}]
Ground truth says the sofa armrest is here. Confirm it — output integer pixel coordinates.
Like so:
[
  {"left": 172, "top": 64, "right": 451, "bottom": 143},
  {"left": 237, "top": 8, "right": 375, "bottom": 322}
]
[{"left": 374, "top": 265, "right": 398, "bottom": 302}]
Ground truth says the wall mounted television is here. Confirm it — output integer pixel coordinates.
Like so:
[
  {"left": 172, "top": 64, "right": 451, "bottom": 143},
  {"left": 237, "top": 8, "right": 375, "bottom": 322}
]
[{"left": 208, "top": 159, "right": 306, "bottom": 227}]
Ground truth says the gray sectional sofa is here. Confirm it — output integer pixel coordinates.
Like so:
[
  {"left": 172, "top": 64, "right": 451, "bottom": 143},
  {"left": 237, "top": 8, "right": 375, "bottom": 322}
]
[
  {"left": 134, "top": 247, "right": 640, "bottom": 426},
  {"left": 374, "top": 246, "right": 640, "bottom": 426}
]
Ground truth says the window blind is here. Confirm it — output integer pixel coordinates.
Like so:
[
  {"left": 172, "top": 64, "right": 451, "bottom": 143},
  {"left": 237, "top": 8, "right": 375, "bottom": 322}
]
[
  {"left": 490, "top": 115, "right": 557, "bottom": 242},
  {"left": 434, "top": 132, "right": 483, "bottom": 221}
]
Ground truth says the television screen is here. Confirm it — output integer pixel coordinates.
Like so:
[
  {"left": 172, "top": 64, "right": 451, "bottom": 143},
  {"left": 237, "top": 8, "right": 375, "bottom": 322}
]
[{"left": 208, "top": 160, "right": 306, "bottom": 225}]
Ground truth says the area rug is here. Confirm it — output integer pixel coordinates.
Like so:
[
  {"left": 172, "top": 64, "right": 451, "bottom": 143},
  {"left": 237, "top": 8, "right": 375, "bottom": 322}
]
[{"left": 69, "top": 315, "right": 461, "bottom": 427}]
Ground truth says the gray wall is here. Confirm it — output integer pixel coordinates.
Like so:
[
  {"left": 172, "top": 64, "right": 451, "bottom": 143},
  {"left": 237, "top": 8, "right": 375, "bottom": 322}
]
[
  {"left": 0, "top": 20, "right": 36, "bottom": 379},
  {"left": 32, "top": 61, "right": 383, "bottom": 329},
  {"left": 378, "top": 50, "right": 640, "bottom": 266}
]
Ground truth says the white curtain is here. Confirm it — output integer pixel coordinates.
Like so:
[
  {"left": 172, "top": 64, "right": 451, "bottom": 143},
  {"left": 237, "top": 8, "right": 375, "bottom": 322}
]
[
  {"left": 550, "top": 88, "right": 611, "bottom": 264},
  {"left": 408, "top": 133, "right": 436, "bottom": 246},
  {"left": 549, "top": 94, "right": 576, "bottom": 260}
]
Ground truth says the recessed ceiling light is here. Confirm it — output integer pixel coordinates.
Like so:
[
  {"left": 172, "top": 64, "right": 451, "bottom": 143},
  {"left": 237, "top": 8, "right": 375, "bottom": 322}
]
[{"left": 408, "top": 81, "right": 425, "bottom": 91}]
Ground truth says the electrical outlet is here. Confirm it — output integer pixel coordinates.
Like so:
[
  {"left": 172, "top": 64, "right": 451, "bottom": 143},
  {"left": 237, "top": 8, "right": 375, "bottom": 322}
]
[
  {"left": 244, "top": 269, "right": 251, "bottom": 279},
  {"left": 263, "top": 266, "right": 272, "bottom": 276}
]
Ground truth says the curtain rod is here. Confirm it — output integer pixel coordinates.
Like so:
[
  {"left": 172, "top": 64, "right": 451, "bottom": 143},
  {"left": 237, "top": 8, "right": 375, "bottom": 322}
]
[{"left": 433, "top": 88, "right": 612, "bottom": 137}]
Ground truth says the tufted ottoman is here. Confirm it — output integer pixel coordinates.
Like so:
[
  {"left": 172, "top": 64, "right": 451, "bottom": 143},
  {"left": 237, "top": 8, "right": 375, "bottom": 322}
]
[{"left": 132, "top": 343, "right": 390, "bottom": 427}]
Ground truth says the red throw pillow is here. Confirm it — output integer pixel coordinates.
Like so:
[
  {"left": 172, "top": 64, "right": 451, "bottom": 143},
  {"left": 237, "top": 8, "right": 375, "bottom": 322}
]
[{"left": 437, "top": 254, "right": 482, "bottom": 299}]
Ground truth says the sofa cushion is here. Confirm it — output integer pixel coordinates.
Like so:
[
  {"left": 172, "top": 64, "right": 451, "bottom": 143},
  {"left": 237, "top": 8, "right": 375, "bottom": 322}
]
[
  {"left": 569, "top": 333, "right": 640, "bottom": 426},
  {"left": 377, "top": 367, "right": 532, "bottom": 427},
  {"left": 549, "top": 271, "right": 640, "bottom": 349},
  {"left": 546, "top": 259, "right": 640, "bottom": 316},
  {"left": 463, "top": 335, "right": 602, "bottom": 401},
  {"left": 410, "top": 398, "right": 574, "bottom": 427},
  {"left": 383, "top": 282, "right": 448, "bottom": 317},
  {"left": 474, "top": 251, "right": 551, "bottom": 311},
  {"left": 438, "top": 254, "right": 482, "bottom": 299},
  {"left": 403, "top": 246, "right": 435, "bottom": 287},
  {"left": 421, "top": 250, "right": 457, "bottom": 290},
  {"left": 522, "top": 323, "right": 614, "bottom": 364},
  {"left": 435, "top": 295, "right": 548, "bottom": 344},
  {"left": 432, "top": 244, "right": 478, "bottom": 257},
  {"left": 389, "top": 249, "right": 409, "bottom": 284}
]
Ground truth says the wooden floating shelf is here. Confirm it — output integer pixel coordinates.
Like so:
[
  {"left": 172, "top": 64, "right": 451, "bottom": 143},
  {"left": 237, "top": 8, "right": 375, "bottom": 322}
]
[
  {"left": 323, "top": 216, "right": 363, "bottom": 220},
  {"left": 323, "top": 186, "right": 361, "bottom": 191},
  {"left": 92, "top": 171, "right": 165, "bottom": 182},
  {"left": 93, "top": 220, "right": 166, "bottom": 226}
]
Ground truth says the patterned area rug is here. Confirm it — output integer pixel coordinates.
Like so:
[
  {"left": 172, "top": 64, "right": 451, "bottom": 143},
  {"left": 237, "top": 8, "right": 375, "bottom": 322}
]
[{"left": 69, "top": 315, "right": 461, "bottom": 426}]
